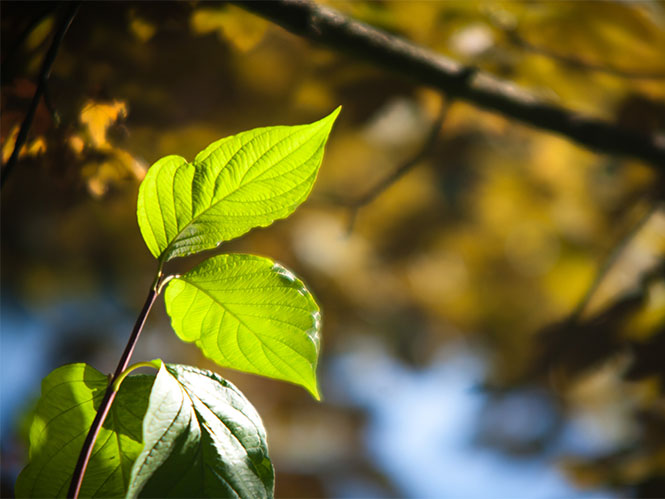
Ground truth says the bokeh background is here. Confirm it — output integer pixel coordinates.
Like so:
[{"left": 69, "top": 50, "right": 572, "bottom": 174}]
[{"left": 2, "top": 1, "right": 665, "bottom": 497}]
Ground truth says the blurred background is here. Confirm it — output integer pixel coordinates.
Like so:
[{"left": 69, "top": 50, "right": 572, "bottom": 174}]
[{"left": 2, "top": 1, "right": 665, "bottom": 497}]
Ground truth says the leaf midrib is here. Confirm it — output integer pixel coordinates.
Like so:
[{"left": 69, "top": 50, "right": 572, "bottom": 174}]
[
  {"left": 177, "top": 376, "right": 245, "bottom": 497},
  {"left": 159, "top": 126, "right": 324, "bottom": 261},
  {"left": 178, "top": 278, "right": 313, "bottom": 384}
]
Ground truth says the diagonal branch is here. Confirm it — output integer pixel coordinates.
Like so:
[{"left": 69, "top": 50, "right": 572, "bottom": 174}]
[
  {"left": 234, "top": 0, "right": 665, "bottom": 169},
  {"left": 1, "top": 2, "right": 80, "bottom": 189},
  {"left": 1, "top": 3, "right": 59, "bottom": 83},
  {"left": 350, "top": 97, "right": 450, "bottom": 210},
  {"left": 324, "top": 97, "right": 450, "bottom": 231}
]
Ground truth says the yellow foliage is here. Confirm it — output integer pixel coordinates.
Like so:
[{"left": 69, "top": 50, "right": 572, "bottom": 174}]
[
  {"left": 1, "top": 125, "right": 19, "bottom": 163},
  {"left": 1, "top": 125, "right": 47, "bottom": 163},
  {"left": 191, "top": 5, "right": 267, "bottom": 52},
  {"left": 68, "top": 134, "right": 85, "bottom": 155},
  {"left": 293, "top": 80, "right": 335, "bottom": 114},
  {"left": 544, "top": 254, "right": 596, "bottom": 314},
  {"left": 129, "top": 15, "right": 156, "bottom": 42},
  {"left": 588, "top": 208, "right": 665, "bottom": 316},
  {"left": 79, "top": 100, "right": 127, "bottom": 148},
  {"left": 24, "top": 137, "right": 46, "bottom": 156},
  {"left": 623, "top": 281, "right": 665, "bottom": 341},
  {"left": 25, "top": 17, "right": 54, "bottom": 51},
  {"left": 76, "top": 99, "right": 146, "bottom": 197},
  {"left": 235, "top": 44, "right": 297, "bottom": 97},
  {"left": 405, "top": 244, "right": 474, "bottom": 324}
]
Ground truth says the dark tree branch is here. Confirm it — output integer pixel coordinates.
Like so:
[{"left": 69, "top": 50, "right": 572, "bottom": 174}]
[
  {"left": 234, "top": 0, "right": 665, "bottom": 169},
  {"left": 1, "top": 2, "right": 80, "bottom": 189}
]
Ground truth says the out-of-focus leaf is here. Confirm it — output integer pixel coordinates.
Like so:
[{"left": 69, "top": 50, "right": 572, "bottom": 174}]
[
  {"left": 529, "top": 291, "right": 645, "bottom": 383},
  {"left": 80, "top": 100, "right": 128, "bottom": 148},
  {"left": 129, "top": 13, "right": 156, "bottom": 42},
  {"left": 191, "top": 5, "right": 268, "bottom": 52},
  {"left": 1, "top": 125, "right": 47, "bottom": 162}
]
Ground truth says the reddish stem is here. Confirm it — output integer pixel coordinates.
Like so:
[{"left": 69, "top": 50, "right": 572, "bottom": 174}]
[{"left": 67, "top": 283, "right": 159, "bottom": 498}]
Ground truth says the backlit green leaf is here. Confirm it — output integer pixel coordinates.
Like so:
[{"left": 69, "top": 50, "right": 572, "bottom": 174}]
[
  {"left": 15, "top": 364, "right": 152, "bottom": 498},
  {"left": 164, "top": 254, "right": 321, "bottom": 398},
  {"left": 137, "top": 108, "right": 340, "bottom": 262},
  {"left": 127, "top": 363, "right": 273, "bottom": 498}
]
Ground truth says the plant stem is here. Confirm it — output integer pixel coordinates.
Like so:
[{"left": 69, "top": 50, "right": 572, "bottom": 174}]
[
  {"left": 235, "top": 0, "right": 665, "bottom": 167},
  {"left": 67, "top": 275, "right": 162, "bottom": 498},
  {"left": 111, "top": 359, "right": 162, "bottom": 392}
]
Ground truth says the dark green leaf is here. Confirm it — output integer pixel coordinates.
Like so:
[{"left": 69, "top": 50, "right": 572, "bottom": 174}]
[{"left": 127, "top": 363, "right": 273, "bottom": 498}]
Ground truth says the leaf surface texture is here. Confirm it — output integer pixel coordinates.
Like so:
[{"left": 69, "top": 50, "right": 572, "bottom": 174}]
[
  {"left": 127, "top": 363, "right": 273, "bottom": 498},
  {"left": 137, "top": 108, "right": 340, "bottom": 261},
  {"left": 164, "top": 254, "right": 321, "bottom": 398},
  {"left": 15, "top": 364, "right": 152, "bottom": 498}
]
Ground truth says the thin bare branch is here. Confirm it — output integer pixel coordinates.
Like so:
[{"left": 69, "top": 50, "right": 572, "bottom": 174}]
[
  {"left": 319, "top": 98, "right": 449, "bottom": 232},
  {"left": 357, "top": 98, "right": 450, "bottom": 208},
  {"left": 1, "top": 3, "right": 58, "bottom": 83},
  {"left": 1, "top": 2, "right": 80, "bottom": 189}
]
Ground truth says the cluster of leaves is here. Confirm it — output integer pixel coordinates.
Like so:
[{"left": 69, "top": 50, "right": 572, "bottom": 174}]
[
  {"left": 3, "top": 1, "right": 665, "bottom": 496},
  {"left": 15, "top": 108, "right": 340, "bottom": 497}
]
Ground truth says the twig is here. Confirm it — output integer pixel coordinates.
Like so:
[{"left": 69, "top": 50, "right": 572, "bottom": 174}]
[
  {"left": 329, "top": 97, "right": 450, "bottom": 231},
  {"left": 1, "top": 2, "right": 80, "bottom": 189},
  {"left": 1, "top": 3, "right": 58, "bottom": 83},
  {"left": 67, "top": 273, "right": 162, "bottom": 498},
  {"left": 356, "top": 98, "right": 450, "bottom": 208},
  {"left": 234, "top": 0, "right": 665, "bottom": 168}
]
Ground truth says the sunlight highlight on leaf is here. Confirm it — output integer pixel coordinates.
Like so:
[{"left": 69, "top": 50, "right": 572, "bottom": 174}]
[
  {"left": 15, "top": 364, "right": 152, "bottom": 498},
  {"left": 137, "top": 107, "right": 340, "bottom": 261},
  {"left": 164, "top": 254, "right": 322, "bottom": 399}
]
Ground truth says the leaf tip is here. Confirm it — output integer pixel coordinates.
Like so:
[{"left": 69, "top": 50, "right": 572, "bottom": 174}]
[
  {"left": 313, "top": 106, "right": 341, "bottom": 132},
  {"left": 327, "top": 105, "right": 342, "bottom": 124},
  {"left": 308, "top": 384, "right": 322, "bottom": 401}
]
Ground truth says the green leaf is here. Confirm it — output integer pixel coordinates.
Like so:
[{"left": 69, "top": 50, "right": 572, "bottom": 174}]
[
  {"left": 164, "top": 254, "right": 321, "bottom": 399},
  {"left": 137, "top": 107, "right": 340, "bottom": 262},
  {"left": 15, "top": 364, "right": 153, "bottom": 498},
  {"left": 127, "top": 363, "right": 273, "bottom": 498}
]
